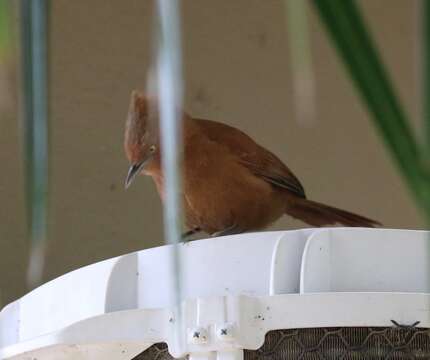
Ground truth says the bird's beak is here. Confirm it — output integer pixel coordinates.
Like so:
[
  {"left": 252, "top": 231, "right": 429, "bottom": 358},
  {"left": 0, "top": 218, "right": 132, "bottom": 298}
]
[{"left": 125, "top": 157, "right": 151, "bottom": 189}]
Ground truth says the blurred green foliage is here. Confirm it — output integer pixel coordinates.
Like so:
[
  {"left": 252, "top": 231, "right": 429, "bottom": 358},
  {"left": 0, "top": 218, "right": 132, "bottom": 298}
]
[
  {"left": 285, "top": 0, "right": 316, "bottom": 126},
  {"left": 312, "top": 0, "right": 430, "bottom": 222},
  {"left": 0, "top": 0, "right": 11, "bottom": 61},
  {"left": 424, "top": 0, "right": 430, "bottom": 154},
  {"left": 20, "top": 0, "right": 49, "bottom": 288}
]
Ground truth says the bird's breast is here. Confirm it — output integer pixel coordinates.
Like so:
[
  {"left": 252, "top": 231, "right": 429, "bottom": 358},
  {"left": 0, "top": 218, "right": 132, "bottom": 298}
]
[{"left": 182, "top": 156, "right": 285, "bottom": 234}]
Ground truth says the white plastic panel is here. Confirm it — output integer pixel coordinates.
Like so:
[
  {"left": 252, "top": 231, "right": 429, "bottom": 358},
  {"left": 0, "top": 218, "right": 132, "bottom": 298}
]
[
  {"left": 0, "top": 301, "right": 19, "bottom": 348},
  {"left": 1, "top": 309, "right": 164, "bottom": 359},
  {"left": 12, "top": 255, "right": 126, "bottom": 343},
  {"left": 4, "top": 292, "right": 430, "bottom": 360},
  {"left": 269, "top": 229, "right": 313, "bottom": 295},
  {"left": 0, "top": 230, "right": 309, "bottom": 351},
  {"left": 1, "top": 228, "right": 429, "bottom": 360},
  {"left": 300, "top": 228, "right": 430, "bottom": 293},
  {"left": 136, "top": 230, "right": 309, "bottom": 308},
  {"left": 2, "top": 343, "right": 147, "bottom": 360}
]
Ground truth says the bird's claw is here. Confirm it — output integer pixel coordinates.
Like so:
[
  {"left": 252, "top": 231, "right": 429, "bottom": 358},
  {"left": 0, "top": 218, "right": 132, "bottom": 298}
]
[
  {"left": 390, "top": 320, "right": 421, "bottom": 329},
  {"left": 181, "top": 228, "right": 201, "bottom": 242}
]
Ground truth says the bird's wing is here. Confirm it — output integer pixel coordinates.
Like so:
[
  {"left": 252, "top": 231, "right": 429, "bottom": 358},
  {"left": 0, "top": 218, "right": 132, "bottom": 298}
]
[{"left": 194, "top": 118, "right": 306, "bottom": 198}]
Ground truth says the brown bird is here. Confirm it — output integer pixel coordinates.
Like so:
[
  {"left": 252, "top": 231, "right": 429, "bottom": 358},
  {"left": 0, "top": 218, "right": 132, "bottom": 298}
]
[{"left": 124, "top": 90, "right": 379, "bottom": 237}]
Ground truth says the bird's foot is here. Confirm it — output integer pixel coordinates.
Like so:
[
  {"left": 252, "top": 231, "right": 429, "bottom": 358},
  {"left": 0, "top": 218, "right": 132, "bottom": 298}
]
[
  {"left": 390, "top": 320, "right": 421, "bottom": 329},
  {"left": 181, "top": 228, "right": 202, "bottom": 242},
  {"left": 211, "top": 224, "right": 242, "bottom": 237}
]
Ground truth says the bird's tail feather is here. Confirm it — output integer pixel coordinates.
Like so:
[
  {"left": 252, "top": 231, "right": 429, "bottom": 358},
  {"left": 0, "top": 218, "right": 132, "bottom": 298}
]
[{"left": 287, "top": 198, "right": 380, "bottom": 227}]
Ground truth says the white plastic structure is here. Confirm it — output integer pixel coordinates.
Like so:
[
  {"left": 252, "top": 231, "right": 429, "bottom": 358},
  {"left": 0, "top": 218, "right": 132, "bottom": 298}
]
[{"left": 1, "top": 228, "right": 430, "bottom": 360}]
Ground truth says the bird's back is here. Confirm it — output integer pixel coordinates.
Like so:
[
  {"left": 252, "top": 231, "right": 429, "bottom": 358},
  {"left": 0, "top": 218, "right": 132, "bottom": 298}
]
[
  {"left": 185, "top": 117, "right": 379, "bottom": 231},
  {"left": 192, "top": 118, "right": 306, "bottom": 198}
]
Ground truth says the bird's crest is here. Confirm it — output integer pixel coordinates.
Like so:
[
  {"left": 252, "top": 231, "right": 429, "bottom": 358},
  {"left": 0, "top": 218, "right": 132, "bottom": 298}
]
[{"left": 124, "top": 90, "right": 159, "bottom": 163}]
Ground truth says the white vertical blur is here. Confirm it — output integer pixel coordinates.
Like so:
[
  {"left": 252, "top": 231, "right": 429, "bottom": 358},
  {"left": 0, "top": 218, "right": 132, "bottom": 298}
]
[
  {"left": 155, "top": 0, "right": 184, "bottom": 346},
  {"left": 285, "top": 0, "right": 316, "bottom": 126}
]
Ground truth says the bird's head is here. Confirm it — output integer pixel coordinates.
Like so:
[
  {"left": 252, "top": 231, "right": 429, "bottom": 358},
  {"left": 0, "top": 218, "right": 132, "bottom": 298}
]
[{"left": 124, "top": 90, "right": 160, "bottom": 189}]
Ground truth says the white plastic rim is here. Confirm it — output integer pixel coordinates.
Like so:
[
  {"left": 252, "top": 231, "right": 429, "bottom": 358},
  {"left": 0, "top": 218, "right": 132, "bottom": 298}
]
[{"left": 1, "top": 228, "right": 429, "bottom": 359}]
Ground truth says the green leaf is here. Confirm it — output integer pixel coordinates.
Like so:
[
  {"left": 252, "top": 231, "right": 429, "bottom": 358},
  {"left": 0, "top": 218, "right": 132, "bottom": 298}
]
[{"left": 312, "top": 0, "right": 430, "bottom": 218}]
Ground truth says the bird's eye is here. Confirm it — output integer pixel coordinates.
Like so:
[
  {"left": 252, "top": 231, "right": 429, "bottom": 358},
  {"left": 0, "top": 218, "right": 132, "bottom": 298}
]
[{"left": 149, "top": 145, "right": 156, "bottom": 153}]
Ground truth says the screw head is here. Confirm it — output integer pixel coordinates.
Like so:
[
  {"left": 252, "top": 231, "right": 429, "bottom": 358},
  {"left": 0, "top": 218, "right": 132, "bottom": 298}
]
[
  {"left": 188, "top": 327, "right": 208, "bottom": 344},
  {"left": 217, "top": 323, "right": 235, "bottom": 341}
]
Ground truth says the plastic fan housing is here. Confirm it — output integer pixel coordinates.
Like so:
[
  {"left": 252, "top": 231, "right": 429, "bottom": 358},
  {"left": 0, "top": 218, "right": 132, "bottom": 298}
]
[{"left": 1, "top": 228, "right": 429, "bottom": 359}]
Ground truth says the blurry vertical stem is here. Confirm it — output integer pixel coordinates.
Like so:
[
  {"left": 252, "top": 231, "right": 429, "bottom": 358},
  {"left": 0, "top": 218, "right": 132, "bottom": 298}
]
[
  {"left": 155, "top": 0, "right": 184, "bottom": 349},
  {"left": 424, "top": 0, "right": 430, "bottom": 156},
  {"left": 21, "top": 0, "right": 49, "bottom": 288},
  {"left": 312, "top": 0, "right": 430, "bottom": 218},
  {"left": 285, "top": 0, "right": 316, "bottom": 126}
]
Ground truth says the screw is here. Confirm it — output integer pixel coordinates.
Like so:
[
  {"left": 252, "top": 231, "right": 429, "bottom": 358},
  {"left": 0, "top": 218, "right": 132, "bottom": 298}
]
[
  {"left": 188, "top": 327, "right": 208, "bottom": 344},
  {"left": 217, "top": 323, "right": 235, "bottom": 341}
]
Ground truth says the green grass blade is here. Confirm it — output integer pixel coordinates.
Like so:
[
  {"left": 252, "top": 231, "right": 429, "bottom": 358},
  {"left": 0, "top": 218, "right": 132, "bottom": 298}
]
[
  {"left": 312, "top": 0, "right": 430, "bottom": 217},
  {"left": 424, "top": 0, "right": 430, "bottom": 154},
  {"left": 21, "top": 0, "right": 50, "bottom": 288}
]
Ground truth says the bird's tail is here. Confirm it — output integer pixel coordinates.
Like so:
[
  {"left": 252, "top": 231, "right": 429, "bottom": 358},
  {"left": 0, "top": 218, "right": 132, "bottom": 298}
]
[{"left": 287, "top": 198, "right": 380, "bottom": 227}]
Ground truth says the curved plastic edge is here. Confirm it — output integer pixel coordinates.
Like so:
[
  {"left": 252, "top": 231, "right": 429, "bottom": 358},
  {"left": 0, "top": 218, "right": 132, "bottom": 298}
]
[
  {"left": 300, "top": 228, "right": 430, "bottom": 293},
  {"left": 3, "top": 292, "right": 428, "bottom": 359},
  {"left": 299, "top": 228, "right": 325, "bottom": 294},
  {"left": 0, "top": 307, "right": 166, "bottom": 359},
  {"left": 269, "top": 229, "right": 312, "bottom": 295},
  {"left": 2, "top": 342, "right": 149, "bottom": 360}
]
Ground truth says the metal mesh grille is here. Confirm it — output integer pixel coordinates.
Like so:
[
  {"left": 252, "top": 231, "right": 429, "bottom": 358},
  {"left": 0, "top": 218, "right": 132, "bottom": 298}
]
[
  {"left": 133, "top": 343, "right": 173, "bottom": 360},
  {"left": 133, "top": 327, "right": 430, "bottom": 360},
  {"left": 247, "top": 327, "right": 430, "bottom": 360}
]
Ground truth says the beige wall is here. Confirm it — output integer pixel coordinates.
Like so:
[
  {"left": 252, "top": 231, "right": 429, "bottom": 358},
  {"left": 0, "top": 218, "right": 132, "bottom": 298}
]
[{"left": 0, "top": 0, "right": 423, "bottom": 305}]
